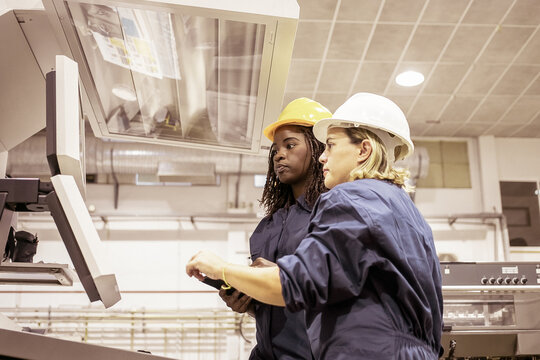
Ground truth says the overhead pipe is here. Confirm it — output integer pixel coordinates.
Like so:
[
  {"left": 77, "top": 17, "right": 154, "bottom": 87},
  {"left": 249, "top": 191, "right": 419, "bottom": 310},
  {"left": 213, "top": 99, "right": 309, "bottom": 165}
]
[
  {"left": 6, "top": 133, "right": 269, "bottom": 180},
  {"left": 426, "top": 213, "right": 510, "bottom": 261}
]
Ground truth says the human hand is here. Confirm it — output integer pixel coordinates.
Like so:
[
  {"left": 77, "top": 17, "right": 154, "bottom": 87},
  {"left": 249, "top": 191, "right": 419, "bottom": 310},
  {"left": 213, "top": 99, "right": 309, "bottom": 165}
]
[
  {"left": 186, "top": 250, "right": 227, "bottom": 281},
  {"left": 219, "top": 288, "right": 253, "bottom": 313}
]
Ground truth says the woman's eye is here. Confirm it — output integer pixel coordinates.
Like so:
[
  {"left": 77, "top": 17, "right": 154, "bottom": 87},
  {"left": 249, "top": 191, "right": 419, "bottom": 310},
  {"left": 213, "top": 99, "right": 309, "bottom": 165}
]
[{"left": 286, "top": 143, "right": 296, "bottom": 149}]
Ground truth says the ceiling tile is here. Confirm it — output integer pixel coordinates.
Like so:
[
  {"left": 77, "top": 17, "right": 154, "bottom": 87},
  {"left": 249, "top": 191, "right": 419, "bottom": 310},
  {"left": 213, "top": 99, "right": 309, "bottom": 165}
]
[
  {"left": 297, "top": 0, "right": 338, "bottom": 20},
  {"left": 380, "top": 0, "right": 426, "bottom": 22},
  {"left": 478, "top": 26, "right": 535, "bottom": 63},
  {"left": 403, "top": 25, "right": 454, "bottom": 61},
  {"left": 387, "top": 62, "right": 434, "bottom": 95},
  {"left": 352, "top": 62, "right": 396, "bottom": 94},
  {"left": 337, "top": 0, "right": 381, "bottom": 21},
  {"left": 485, "top": 123, "right": 521, "bottom": 136},
  {"left": 408, "top": 95, "right": 451, "bottom": 122},
  {"left": 285, "top": 60, "right": 322, "bottom": 92},
  {"left": 503, "top": 0, "right": 540, "bottom": 26},
  {"left": 318, "top": 61, "right": 359, "bottom": 91},
  {"left": 292, "top": 22, "right": 331, "bottom": 59},
  {"left": 283, "top": 92, "right": 310, "bottom": 108},
  {"left": 424, "top": 64, "right": 469, "bottom": 94},
  {"left": 453, "top": 122, "right": 493, "bottom": 136},
  {"left": 500, "top": 96, "right": 540, "bottom": 123},
  {"left": 327, "top": 23, "right": 373, "bottom": 60},
  {"left": 365, "top": 24, "right": 414, "bottom": 61},
  {"left": 469, "top": 96, "right": 517, "bottom": 123},
  {"left": 512, "top": 121, "right": 540, "bottom": 137},
  {"left": 385, "top": 95, "right": 417, "bottom": 114},
  {"left": 421, "top": 0, "right": 470, "bottom": 23},
  {"left": 492, "top": 65, "right": 540, "bottom": 95},
  {"left": 314, "top": 93, "right": 348, "bottom": 112},
  {"left": 462, "top": 0, "right": 514, "bottom": 24},
  {"left": 276, "top": 0, "right": 540, "bottom": 140},
  {"left": 439, "top": 96, "right": 482, "bottom": 122},
  {"left": 422, "top": 122, "right": 463, "bottom": 136},
  {"left": 525, "top": 75, "right": 540, "bottom": 95},
  {"left": 516, "top": 31, "right": 540, "bottom": 64},
  {"left": 457, "top": 64, "right": 506, "bottom": 94},
  {"left": 410, "top": 122, "right": 429, "bottom": 136},
  {"left": 441, "top": 25, "right": 495, "bottom": 62}
]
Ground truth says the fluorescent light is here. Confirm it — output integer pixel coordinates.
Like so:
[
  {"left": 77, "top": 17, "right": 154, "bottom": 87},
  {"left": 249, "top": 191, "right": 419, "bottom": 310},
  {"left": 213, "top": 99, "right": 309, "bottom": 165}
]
[
  {"left": 254, "top": 174, "right": 266, "bottom": 188},
  {"left": 396, "top": 71, "right": 424, "bottom": 87}
]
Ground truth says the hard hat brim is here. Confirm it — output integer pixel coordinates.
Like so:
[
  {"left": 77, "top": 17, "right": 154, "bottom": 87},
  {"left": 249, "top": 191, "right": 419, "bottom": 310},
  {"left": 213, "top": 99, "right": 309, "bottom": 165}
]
[
  {"left": 313, "top": 118, "right": 414, "bottom": 160},
  {"left": 263, "top": 118, "right": 317, "bottom": 142}
]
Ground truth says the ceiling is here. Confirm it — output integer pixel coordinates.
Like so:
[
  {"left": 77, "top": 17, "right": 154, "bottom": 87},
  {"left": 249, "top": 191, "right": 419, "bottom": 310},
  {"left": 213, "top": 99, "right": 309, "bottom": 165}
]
[{"left": 284, "top": 0, "right": 540, "bottom": 138}]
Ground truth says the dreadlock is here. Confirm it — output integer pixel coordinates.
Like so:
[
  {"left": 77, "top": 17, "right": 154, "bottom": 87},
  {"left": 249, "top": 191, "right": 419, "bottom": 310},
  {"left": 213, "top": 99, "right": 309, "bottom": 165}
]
[{"left": 260, "top": 126, "right": 327, "bottom": 216}]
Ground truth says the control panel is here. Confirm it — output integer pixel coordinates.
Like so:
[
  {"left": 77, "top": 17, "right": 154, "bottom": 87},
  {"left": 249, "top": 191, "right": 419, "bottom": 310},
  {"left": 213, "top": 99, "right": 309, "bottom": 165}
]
[{"left": 440, "top": 262, "right": 540, "bottom": 286}]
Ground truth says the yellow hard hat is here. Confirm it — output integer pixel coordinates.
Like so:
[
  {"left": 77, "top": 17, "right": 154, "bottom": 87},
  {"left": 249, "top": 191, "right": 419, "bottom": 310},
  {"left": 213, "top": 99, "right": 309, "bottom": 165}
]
[{"left": 263, "top": 97, "right": 332, "bottom": 142}]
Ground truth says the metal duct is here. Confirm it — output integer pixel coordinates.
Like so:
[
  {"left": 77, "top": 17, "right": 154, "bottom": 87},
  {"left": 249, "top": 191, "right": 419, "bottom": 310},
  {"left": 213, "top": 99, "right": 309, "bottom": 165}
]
[
  {"left": 7, "top": 133, "right": 429, "bottom": 182},
  {"left": 6, "top": 133, "right": 269, "bottom": 180}
]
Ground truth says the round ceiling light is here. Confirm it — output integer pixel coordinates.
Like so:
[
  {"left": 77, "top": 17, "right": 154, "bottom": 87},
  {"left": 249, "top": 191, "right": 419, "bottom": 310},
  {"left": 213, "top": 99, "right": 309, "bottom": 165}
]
[{"left": 395, "top": 70, "right": 424, "bottom": 87}]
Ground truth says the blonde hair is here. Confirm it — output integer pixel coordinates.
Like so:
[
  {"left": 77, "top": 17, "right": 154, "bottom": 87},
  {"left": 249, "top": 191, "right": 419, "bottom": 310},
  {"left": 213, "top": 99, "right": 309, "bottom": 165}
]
[{"left": 344, "top": 127, "right": 414, "bottom": 193}]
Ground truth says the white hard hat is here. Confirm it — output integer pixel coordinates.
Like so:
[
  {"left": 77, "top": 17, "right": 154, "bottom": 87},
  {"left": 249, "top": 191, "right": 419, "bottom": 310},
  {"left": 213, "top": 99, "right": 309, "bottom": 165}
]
[{"left": 313, "top": 93, "right": 414, "bottom": 163}]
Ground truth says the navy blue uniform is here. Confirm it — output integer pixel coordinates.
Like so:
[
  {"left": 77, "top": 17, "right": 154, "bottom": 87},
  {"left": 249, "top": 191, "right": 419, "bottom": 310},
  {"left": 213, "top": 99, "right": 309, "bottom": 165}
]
[
  {"left": 277, "top": 179, "right": 443, "bottom": 359},
  {"left": 249, "top": 195, "right": 313, "bottom": 360}
]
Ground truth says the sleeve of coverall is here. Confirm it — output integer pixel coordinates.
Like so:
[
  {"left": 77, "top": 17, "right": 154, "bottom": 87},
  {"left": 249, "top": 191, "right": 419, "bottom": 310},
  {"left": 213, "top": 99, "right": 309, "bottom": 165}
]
[{"left": 277, "top": 189, "right": 379, "bottom": 312}]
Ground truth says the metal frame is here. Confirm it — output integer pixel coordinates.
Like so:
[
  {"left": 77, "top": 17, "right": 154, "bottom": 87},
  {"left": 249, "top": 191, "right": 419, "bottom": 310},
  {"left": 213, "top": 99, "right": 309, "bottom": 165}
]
[{"left": 0, "top": 262, "right": 74, "bottom": 286}]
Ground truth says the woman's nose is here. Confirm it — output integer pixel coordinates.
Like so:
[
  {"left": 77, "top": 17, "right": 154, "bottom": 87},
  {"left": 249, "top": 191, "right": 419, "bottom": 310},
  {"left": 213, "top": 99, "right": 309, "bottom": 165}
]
[
  {"left": 319, "top": 152, "right": 327, "bottom": 164},
  {"left": 274, "top": 148, "right": 285, "bottom": 161}
]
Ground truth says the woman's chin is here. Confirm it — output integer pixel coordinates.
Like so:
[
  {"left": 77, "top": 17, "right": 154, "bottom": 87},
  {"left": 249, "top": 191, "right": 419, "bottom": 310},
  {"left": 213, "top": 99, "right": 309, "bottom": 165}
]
[{"left": 324, "top": 178, "right": 336, "bottom": 189}]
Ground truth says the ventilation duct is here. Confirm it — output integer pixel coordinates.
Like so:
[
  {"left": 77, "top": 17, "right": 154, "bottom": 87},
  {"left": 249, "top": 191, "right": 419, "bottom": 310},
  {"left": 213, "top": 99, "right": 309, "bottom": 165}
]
[{"left": 6, "top": 134, "right": 269, "bottom": 184}]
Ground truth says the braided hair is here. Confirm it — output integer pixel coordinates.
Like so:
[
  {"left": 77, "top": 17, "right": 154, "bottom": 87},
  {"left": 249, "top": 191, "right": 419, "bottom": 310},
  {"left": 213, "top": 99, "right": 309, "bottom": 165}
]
[{"left": 260, "top": 126, "right": 327, "bottom": 216}]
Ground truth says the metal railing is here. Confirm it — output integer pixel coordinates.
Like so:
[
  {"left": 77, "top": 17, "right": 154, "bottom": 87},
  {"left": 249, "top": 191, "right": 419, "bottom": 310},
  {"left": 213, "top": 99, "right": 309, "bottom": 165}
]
[{"left": 1, "top": 307, "right": 256, "bottom": 359}]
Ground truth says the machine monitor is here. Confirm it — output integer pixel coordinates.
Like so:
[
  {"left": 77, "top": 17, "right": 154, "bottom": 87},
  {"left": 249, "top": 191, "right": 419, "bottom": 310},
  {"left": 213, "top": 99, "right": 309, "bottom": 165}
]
[
  {"left": 47, "top": 174, "right": 121, "bottom": 308},
  {"left": 45, "top": 55, "right": 120, "bottom": 308},
  {"left": 46, "top": 55, "right": 86, "bottom": 198}
]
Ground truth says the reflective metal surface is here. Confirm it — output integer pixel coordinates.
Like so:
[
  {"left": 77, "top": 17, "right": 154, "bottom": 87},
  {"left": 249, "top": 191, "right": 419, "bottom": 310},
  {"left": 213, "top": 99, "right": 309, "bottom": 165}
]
[
  {"left": 441, "top": 262, "right": 540, "bottom": 358},
  {"left": 44, "top": 0, "right": 299, "bottom": 153}
]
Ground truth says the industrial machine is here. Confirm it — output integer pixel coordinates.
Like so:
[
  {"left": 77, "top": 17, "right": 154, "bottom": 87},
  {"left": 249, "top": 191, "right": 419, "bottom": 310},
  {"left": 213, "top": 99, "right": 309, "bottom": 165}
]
[
  {"left": 441, "top": 261, "right": 540, "bottom": 359},
  {"left": 0, "top": 56, "right": 176, "bottom": 360}
]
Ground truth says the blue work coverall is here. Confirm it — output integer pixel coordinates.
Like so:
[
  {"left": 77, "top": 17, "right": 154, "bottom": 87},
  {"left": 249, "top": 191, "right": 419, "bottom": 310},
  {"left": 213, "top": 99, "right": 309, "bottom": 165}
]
[
  {"left": 277, "top": 179, "right": 443, "bottom": 359},
  {"left": 249, "top": 195, "right": 313, "bottom": 359}
]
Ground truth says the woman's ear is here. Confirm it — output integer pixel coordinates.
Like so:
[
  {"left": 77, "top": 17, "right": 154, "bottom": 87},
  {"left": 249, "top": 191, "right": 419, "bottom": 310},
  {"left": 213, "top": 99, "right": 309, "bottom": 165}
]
[{"left": 357, "top": 139, "right": 372, "bottom": 164}]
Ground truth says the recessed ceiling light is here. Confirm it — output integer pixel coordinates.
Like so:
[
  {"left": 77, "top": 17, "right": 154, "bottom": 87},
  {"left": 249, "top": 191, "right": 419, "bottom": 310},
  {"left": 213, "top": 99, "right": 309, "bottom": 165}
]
[{"left": 395, "top": 71, "right": 424, "bottom": 87}]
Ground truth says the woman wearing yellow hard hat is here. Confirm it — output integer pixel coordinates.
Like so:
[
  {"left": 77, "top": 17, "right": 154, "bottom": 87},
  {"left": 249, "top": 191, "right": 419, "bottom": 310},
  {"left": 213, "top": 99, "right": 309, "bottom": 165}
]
[
  {"left": 217, "top": 97, "right": 331, "bottom": 360},
  {"left": 187, "top": 92, "right": 443, "bottom": 360}
]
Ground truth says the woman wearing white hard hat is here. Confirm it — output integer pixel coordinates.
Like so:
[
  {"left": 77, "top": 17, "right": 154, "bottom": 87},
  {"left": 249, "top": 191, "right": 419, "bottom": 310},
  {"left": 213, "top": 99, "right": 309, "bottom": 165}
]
[{"left": 187, "top": 93, "right": 443, "bottom": 359}]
